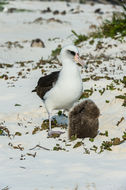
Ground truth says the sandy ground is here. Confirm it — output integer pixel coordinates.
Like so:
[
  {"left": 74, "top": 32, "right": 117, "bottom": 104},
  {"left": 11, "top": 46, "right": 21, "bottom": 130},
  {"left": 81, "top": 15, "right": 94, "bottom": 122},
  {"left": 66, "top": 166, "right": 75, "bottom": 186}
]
[{"left": 0, "top": 1, "right": 126, "bottom": 190}]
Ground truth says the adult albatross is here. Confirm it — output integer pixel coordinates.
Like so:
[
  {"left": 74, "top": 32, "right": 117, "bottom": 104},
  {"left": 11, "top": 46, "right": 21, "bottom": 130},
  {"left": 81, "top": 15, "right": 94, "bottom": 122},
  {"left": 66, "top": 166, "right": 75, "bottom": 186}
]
[{"left": 32, "top": 44, "right": 85, "bottom": 136}]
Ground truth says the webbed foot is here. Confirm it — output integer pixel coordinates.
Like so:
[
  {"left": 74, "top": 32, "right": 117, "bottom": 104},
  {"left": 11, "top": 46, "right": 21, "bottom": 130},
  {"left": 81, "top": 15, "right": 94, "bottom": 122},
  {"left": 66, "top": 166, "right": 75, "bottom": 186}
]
[{"left": 48, "top": 130, "right": 65, "bottom": 138}]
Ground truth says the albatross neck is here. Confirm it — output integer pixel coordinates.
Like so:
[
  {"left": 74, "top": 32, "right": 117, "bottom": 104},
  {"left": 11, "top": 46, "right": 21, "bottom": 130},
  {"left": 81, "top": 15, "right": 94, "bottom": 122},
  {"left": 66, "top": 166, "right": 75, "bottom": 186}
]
[{"left": 62, "top": 57, "right": 78, "bottom": 69}]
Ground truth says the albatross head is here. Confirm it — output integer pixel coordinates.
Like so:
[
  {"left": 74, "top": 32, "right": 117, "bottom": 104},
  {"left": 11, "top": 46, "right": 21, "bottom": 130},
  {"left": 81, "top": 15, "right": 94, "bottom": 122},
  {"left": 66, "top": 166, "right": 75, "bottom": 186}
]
[{"left": 60, "top": 44, "right": 84, "bottom": 67}]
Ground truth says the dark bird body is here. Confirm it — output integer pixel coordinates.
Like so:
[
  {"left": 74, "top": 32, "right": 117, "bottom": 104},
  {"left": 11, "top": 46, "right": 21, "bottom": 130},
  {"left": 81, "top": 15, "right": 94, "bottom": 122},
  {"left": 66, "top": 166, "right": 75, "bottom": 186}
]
[
  {"left": 69, "top": 99, "right": 100, "bottom": 139},
  {"left": 32, "top": 71, "right": 60, "bottom": 100}
]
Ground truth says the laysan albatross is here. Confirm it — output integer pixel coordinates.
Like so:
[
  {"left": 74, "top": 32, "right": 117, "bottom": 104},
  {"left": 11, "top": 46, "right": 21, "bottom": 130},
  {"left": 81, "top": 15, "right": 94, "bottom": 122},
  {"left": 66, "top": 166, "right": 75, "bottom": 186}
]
[{"left": 32, "top": 44, "right": 85, "bottom": 136}]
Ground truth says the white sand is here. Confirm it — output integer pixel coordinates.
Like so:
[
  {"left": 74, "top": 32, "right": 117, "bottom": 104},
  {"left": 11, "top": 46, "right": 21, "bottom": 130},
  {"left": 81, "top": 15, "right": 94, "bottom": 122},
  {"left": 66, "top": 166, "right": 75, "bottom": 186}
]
[{"left": 0, "top": 1, "right": 126, "bottom": 190}]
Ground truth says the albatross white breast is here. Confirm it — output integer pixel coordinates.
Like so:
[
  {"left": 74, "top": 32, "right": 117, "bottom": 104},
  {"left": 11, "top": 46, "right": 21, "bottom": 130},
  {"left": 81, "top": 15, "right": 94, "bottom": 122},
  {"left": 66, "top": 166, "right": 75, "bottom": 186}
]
[{"left": 32, "top": 44, "right": 85, "bottom": 136}]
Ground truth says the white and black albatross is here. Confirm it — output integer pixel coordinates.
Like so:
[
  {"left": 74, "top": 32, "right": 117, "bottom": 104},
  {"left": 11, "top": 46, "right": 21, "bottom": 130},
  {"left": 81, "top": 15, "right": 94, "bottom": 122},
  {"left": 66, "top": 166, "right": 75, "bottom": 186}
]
[{"left": 32, "top": 45, "right": 85, "bottom": 136}]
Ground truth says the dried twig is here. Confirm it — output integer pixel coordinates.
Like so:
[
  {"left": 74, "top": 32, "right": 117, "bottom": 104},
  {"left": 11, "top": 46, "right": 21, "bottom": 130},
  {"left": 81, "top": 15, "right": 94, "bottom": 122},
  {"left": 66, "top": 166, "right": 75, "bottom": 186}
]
[
  {"left": 20, "top": 166, "right": 26, "bottom": 169},
  {"left": 26, "top": 152, "right": 37, "bottom": 158},
  {"left": 29, "top": 144, "right": 50, "bottom": 151},
  {"left": 8, "top": 142, "right": 24, "bottom": 151},
  {"left": 116, "top": 117, "right": 124, "bottom": 126}
]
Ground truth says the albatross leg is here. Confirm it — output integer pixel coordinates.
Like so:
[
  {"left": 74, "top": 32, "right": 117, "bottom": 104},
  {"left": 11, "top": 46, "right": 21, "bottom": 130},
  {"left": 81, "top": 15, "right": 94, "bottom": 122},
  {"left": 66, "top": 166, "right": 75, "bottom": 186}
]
[
  {"left": 47, "top": 112, "right": 65, "bottom": 137},
  {"left": 48, "top": 112, "right": 52, "bottom": 131},
  {"left": 48, "top": 130, "right": 64, "bottom": 137}
]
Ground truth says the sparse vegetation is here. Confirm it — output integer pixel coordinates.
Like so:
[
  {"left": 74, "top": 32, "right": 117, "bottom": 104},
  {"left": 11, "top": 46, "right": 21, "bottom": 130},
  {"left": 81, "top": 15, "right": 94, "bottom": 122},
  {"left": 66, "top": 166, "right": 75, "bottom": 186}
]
[
  {"left": 99, "top": 131, "right": 108, "bottom": 137},
  {"left": 89, "top": 138, "right": 94, "bottom": 142},
  {"left": 90, "top": 145, "right": 98, "bottom": 152},
  {"left": 121, "top": 76, "right": 126, "bottom": 87},
  {"left": 116, "top": 94, "right": 126, "bottom": 100},
  {"left": 73, "top": 141, "right": 84, "bottom": 148},
  {"left": 116, "top": 94, "right": 126, "bottom": 107},
  {"left": 95, "top": 3, "right": 126, "bottom": 39},
  {"left": 100, "top": 141, "right": 112, "bottom": 152},
  {"left": 0, "top": 1, "right": 9, "bottom": 5},
  {"left": 72, "top": 2, "right": 126, "bottom": 45},
  {"left": 53, "top": 144, "right": 66, "bottom": 151},
  {"left": 72, "top": 30, "right": 88, "bottom": 45},
  {"left": 84, "top": 147, "right": 90, "bottom": 154},
  {"left": 106, "top": 83, "right": 116, "bottom": 90},
  {"left": 70, "top": 134, "right": 77, "bottom": 141},
  {"left": 105, "top": 100, "right": 110, "bottom": 103},
  {"left": 99, "top": 88, "right": 105, "bottom": 95},
  {"left": 32, "top": 126, "right": 41, "bottom": 135},
  {"left": 90, "top": 12, "right": 126, "bottom": 39},
  {"left": 0, "top": 1, "right": 9, "bottom": 11},
  {"left": 80, "top": 88, "right": 93, "bottom": 99},
  {"left": 99, "top": 137, "right": 125, "bottom": 153},
  {"left": 14, "top": 104, "right": 21, "bottom": 106},
  {"left": 122, "top": 132, "right": 126, "bottom": 140},
  {"left": 51, "top": 45, "right": 61, "bottom": 57},
  {"left": 0, "top": 1, "right": 126, "bottom": 188},
  {"left": 0, "top": 126, "right": 10, "bottom": 137},
  {"left": 15, "top": 132, "right": 22, "bottom": 136},
  {"left": 41, "top": 119, "right": 58, "bottom": 130},
  {"left": 39, "top": 118, "right": 67, "bottom": 134}
]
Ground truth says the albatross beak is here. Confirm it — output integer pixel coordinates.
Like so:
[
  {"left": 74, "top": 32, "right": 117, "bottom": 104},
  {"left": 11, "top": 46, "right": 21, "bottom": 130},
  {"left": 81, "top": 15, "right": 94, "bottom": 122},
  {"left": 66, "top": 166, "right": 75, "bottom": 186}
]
[{"left": 74, "top": 53, "right": 85, "bottom": 67}]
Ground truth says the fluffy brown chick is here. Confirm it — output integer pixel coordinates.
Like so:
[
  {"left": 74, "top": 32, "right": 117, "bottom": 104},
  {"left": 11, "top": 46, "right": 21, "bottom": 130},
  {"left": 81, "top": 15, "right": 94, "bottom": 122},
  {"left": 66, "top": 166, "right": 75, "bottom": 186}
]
[{"left": 68, "top": 99, "right": 100, "bottom": 139}]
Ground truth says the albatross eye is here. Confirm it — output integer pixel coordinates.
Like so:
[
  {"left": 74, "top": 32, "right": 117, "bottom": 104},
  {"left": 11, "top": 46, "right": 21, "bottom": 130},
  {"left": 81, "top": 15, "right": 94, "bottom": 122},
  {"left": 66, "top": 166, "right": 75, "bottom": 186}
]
[{"left": 67, "top": 50, "right": 76, "bottom": 56}]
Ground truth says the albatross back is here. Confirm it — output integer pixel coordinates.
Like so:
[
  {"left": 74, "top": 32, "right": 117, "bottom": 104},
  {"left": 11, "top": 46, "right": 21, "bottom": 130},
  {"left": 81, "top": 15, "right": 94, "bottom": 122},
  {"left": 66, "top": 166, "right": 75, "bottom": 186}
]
[{"left": 32, "top": 71, "right": 60, "bottom": 99}]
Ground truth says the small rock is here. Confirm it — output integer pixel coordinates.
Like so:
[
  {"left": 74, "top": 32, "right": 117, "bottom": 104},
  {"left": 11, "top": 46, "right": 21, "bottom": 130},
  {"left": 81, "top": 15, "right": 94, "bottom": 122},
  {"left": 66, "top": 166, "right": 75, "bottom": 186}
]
[
  {"left": 33, "top": 17, "right": 43, "bottom": 24},
  {"left": 61, "top": 10, "right": 66, "bottom": 15},
  {"left": 41, "top": 7, "right": 51, "bottom": 13},
  {"left": 66, "top": 3, "right": 70, "bottom": 7},
  {"left": 94, "top": 8, "right": 103, "bottom": 14},
  {"left": 31, "top": 39, "right": 45, "bottom": 48},
  {"left": 53, "top": 10, "right": 59, "bottom": 15},
  {"left": 47, "top": 18, "right": 62, "bottom": 24}
]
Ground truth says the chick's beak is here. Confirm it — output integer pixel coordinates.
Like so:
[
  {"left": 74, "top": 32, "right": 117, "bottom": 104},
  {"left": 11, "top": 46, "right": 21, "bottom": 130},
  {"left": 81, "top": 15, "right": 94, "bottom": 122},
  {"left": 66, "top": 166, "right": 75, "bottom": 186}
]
[{"left": 74, "top": 53, "right": 85, "bottom": 67}]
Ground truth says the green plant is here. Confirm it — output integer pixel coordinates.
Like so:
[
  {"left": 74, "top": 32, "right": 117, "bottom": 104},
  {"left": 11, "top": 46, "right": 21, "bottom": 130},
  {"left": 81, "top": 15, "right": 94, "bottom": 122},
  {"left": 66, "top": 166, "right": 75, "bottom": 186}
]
[
  {"left": 70, "top": 134, "right": 77, "bottom": 141},
  {"left": 89, "top": 138, "right": 94, "bottom": 142},
  {"left": 105, "top": 100, "right": 110, "bottom": 103},
  {"left": 121, "top": 76, "right": 126, "bottom": 87},
  {"left": 99, "top": 131, "right": 108, "bottom": 137},
  {"left": 99, "top": 88, "right": 105, "bottom": 95},
  {"left": 73, "top": 141, "right": 83, "bottom": 148},
  {"left": 72, "top": 30, "right": 88, "bottom": 45},
  {"left": 80, "top": 88, "right": 93, "bottom": 99},
  {"left": 122, "top": 132, "right": 126, "bottom": 140},
  {"left": 0, "top": 1, "right": 9, "bottom": 5},
  {"left": 72, "top": 2, "right": 126, "bottom": 45},
  {"left": 53, "top": 144, "right": 66, "bottom": 151},
  {"left": 100, "top": 141, "right": 112, "bottom": 152},
  {"left": 106, "top": 83, "right": 116, "bottom": 90},
  {"left": 51, "top": 45, "right": 61, "bottom": 57},
  {"left": 116, "top": 94, "right": 126, "bottom": 107},
  {"left": 0, "top": 1, "right": 9, "bottom": 12}
]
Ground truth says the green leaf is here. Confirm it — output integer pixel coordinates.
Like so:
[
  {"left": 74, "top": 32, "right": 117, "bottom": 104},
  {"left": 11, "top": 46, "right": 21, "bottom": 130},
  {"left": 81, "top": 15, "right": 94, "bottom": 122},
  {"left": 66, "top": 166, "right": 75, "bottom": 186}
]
[{"left": 15, "top": 104, "right": 21, "bottom": 106}]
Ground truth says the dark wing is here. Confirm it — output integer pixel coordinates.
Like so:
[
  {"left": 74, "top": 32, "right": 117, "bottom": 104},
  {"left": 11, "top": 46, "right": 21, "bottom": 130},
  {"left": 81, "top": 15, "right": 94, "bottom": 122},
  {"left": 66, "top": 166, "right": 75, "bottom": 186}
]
[{"left": 32, "top": 71, "right": 60, "bottom": 99}]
